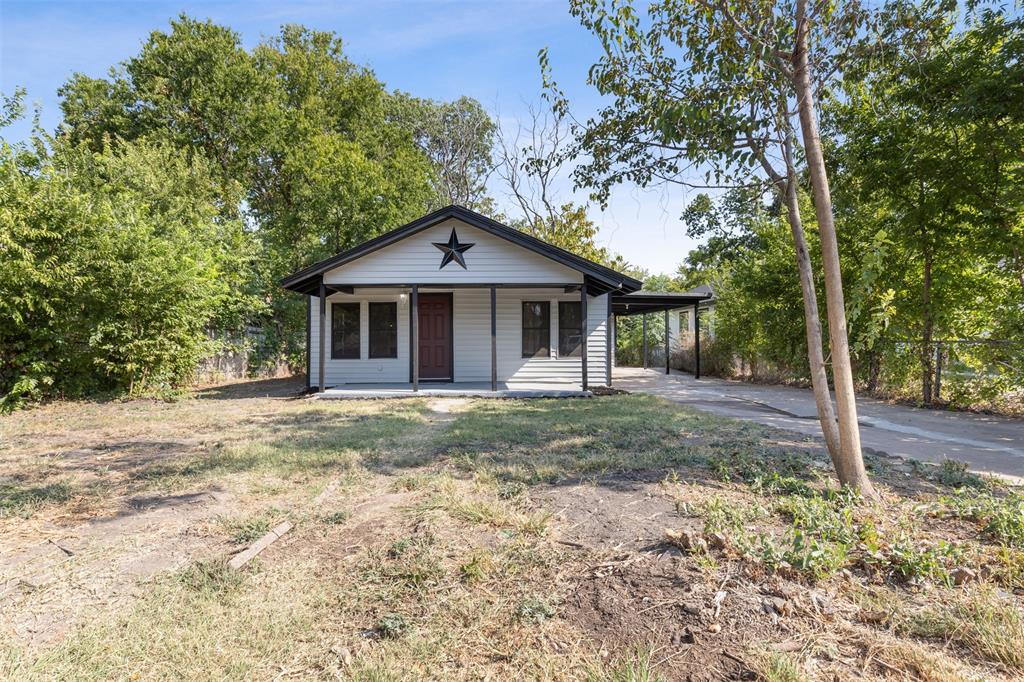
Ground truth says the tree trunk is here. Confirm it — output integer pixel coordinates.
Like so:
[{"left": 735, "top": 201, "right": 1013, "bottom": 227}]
[
  {"left": 778, "top": 159, "right": 842, "bottom": 461},
  {"left": 921, "top": 246, "right": 934, "bottom": 405},
  {"left": 866, "top": 350, "right": 881, "bottom": 395},
  {"left": 792, "top": 17, "right": 876, "bottom": 498}
]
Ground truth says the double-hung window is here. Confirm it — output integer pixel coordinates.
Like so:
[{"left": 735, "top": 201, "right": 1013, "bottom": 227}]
[
  {"left": 558, "top": 301, "right": 583, "bottom": 357},
  {"left": 521, "top": 301, "right": 550, "bottom": 358},
  {"left": 368, "top": 302, "right": 398, "bottom": 359},
  {"left": 331, "top": 302, "right": 360, "bottom": 359}
]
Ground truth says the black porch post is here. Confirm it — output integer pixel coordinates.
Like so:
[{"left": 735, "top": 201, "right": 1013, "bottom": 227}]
[
  {"left": 694, "top": 304, "right": 701, "bottom": 380},
  {"left": 318, "top": 279, "right": 326, "bottom": 393},
  {"left": 664, "top": 309, "right": 670, "bottom": 375},
  {"left": 305, "top": 296, "right": 311, "bottom": 391},
  {"left": 642, "top": 314, "right": 648, "bottom": 370},
  {"left": 490, "top": 286, "right": 497, "bottom": 391},
  {"left": 605, "top": 294, "right": 612, "bottom": 387},
  {"left": 410, "top": 285, "right": 419, "bottom": 391},
  {"left": 580, "top": 283, "right": 588, "bottom": 390}
]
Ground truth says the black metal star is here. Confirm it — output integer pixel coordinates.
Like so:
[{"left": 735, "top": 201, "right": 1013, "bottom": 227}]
[{"left": 432, "top": 228, "right": 475, "bottom": 269}]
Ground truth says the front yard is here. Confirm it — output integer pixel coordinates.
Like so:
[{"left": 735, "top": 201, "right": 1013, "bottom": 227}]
[{"left": 1, "top": 380, "right": 1023, "bottom": 680}]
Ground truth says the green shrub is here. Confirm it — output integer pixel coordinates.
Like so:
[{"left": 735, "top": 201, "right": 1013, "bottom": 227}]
[{"left": 0, "top": 135, "right": 259, "bottom": 409}]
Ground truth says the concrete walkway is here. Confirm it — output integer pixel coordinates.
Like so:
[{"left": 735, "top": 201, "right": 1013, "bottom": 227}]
[{"left": 615, "top": 367, "right": 1024, "bottom": 481}]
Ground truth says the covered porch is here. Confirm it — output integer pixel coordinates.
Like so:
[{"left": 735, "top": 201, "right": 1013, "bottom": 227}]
[{"left": 318, "top": 379, "right": 588, "bottom": 399}]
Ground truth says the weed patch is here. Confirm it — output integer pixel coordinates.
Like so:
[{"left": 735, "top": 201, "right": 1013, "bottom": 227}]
[
  {"left": 900, "top": 586, "right": 1024, "bottom": 669},
  {"left": 0, "top": 481, "right": 74, "bottom": 519},
  {"left": 943, "top": 490, "right": 1024, "bottom": 548},
  {"left": 515, "top": 596, "right": 556, "bottom": 625}
]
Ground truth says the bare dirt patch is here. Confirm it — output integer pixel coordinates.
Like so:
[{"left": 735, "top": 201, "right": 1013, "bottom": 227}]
[
  {"left": 564, "top": 555, "right": 763, "bottom": 681},
  {"left": 1, "top": 487, "right": 233, "bottom": 646}
]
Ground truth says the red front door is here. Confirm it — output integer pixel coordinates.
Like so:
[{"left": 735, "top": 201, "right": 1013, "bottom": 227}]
[{"left": 418, "top": 294, "right": 452, "bottom": 380}]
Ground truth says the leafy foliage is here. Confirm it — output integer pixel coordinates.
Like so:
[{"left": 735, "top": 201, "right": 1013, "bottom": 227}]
[{"left": 0, "top": 118, "right": 258, "bottom": 408}]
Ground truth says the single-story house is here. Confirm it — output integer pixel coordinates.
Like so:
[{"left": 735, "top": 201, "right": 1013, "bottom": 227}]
[{"left": 280, "top": 205, "right": 710, "bottom": 397}]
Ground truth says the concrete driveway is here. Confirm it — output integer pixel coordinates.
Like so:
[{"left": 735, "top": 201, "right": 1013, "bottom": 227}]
[{"left": 614, "top": 367, "right": 1024, "bottom": 481}]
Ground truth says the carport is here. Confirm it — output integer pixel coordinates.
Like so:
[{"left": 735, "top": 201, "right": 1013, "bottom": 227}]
[{"left": 611, "top": 291, "right": 713, "bottom": 378}]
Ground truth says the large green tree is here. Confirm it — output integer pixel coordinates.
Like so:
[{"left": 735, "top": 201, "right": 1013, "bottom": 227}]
[
  {"left": 829, "top": 6, "right": 1024, "bottom": 405},
  {"left": 542, "top": 0, "right": 932, "bottom": 495},
  {"left": 388, "top": 93, "right": 497, "bottom": 212},
  {"left": 57, "top": 16, "right": 439, "bottom": 365}
]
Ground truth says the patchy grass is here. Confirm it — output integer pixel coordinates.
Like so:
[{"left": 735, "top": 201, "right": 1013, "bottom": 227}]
[
  {"left": 900, "top": 585, "right": 1024, "bottom": 669},
  {"left": 586, "top": 647, "right": 664, "bottom": 682},
  {"left": 2, "top": 388, "right": 1023, "bottom": 681},
  {"left": 942, "top": 489, "right": 1024, "bottom": 548},
  {"left": 750, "top": 652, "right": 806, "bottom": 682},
  {"left": 224, "top": 513, "right": 274, "bottom": 544},
  {"left": 0, "top": 481, "right": 74, "bottom": 519}
]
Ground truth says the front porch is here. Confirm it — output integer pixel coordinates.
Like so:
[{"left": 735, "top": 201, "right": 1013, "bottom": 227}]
[{"left": 318, "top": 379, "right": 589, "bottom": 399}]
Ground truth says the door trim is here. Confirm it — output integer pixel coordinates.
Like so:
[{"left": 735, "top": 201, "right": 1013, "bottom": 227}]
[{"left": 417, "top": 292, "right": 454, "bottom": 382}]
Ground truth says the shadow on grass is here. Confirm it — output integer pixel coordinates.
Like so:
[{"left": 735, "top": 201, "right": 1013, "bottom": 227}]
[
  {"left": 426, "top": 394, "right": 946, "bottom": 501},
  {"left": 430, "top": 394, "right": 820, "bottom": 489},
  {"left": 194, "top": 377, "right": 307, "bottom": 401},
  {"left": 6, "top": 394, "right": 943, "bottom": 523},
  {"left": 4, "top": 401, "right": 434, "bottom": 522},
  {"left": 0, "top": 481, "right": 75, "bottom": 519}
]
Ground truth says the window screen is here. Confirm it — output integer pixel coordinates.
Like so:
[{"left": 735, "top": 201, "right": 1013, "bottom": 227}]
[
  {"left": 558, "top": 301, "right": 583, "bottom": 357},
  {"left": 368, "top": 302, "right": 398, "bottom": 359},
  {"left": 522, "top": 301, "right": 550, "bottom": 358},
  {"left": 331, "top": 302, "right": 360, "bottom": 359}
]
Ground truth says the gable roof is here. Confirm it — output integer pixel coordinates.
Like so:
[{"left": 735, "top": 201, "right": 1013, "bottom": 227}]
[
  {"left": 682, "top": 284, "right": 715, "bottom": 300},
  {"left": 279, "top": 205, "right": 643, "bottom": 296}
]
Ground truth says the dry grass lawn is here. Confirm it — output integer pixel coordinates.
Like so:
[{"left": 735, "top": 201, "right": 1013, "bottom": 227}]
[{"left": 1, "top": 377, "right": 1022, "bottom": 681}]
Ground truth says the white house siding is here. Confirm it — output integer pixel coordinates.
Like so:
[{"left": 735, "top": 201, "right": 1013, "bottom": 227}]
[
  {"left": 306, "top": 216, "right": 621, "bottom": 388},
  {"left": 323, "top": 219, "right": 583, "bottom": 286},
  {"left": 309, "top": 288, "right": 610, "bottom": 388},
  {"left": 309, "top": 290, "right": 411, "bottom": 386}
]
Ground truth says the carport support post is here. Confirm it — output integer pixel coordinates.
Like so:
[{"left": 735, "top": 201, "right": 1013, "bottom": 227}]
[
  {"left": 642, "top": 314, "right": 648, "bottom": 370},
  {"left": 664, "top": 309, "right": 670, "bottom": 375},
  {"left": 318, "top": 279, "right": 326, "bottom": 393},
  {"left": 581, "top": 283, "right": 588, "bottom": 391},
  {"left": 694, "top": 303, "right": 701, "bottom": 380},
  {"left": 490, "top": 286, "right": 497, "bottom": 392},
  {"left": 410, "top": 285, "right": 419, "bottom": 392}
]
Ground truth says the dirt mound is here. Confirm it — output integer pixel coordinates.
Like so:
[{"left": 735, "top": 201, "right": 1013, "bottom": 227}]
[{"left": 563, "top": 553, "right": 770, "bottom": 680}]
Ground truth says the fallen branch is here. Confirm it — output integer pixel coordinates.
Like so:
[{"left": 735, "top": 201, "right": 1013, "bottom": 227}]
[{"left": 228, "top": 521, "right": 293, "bottom": 570}]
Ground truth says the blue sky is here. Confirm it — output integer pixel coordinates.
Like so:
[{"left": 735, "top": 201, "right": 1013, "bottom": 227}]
[{"left": 0, "top": 0, "right": 702, "bottom": 274}]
